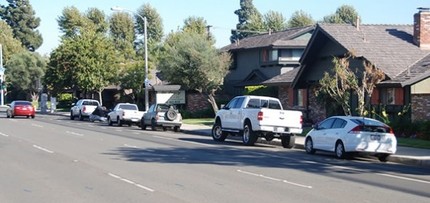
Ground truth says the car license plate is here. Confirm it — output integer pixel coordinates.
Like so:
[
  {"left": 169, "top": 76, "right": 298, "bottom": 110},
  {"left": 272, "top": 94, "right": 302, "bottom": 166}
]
[
  {"left": 131, "top": 118, "right": 139, "bottom": 122},
  {"left": 370, "top": 134, "right": 381, "bottom": 140},
  {"left": 22, "top": 108, "right": 27, "bottom": 110},
  {"left": 274, "top": 127, "right": 284, "bottom": 133}
]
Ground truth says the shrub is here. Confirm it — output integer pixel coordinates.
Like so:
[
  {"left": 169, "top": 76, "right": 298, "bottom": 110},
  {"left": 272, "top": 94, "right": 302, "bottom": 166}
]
[{"left": 180, "top": 108, "right": 215, "bottom": 119}]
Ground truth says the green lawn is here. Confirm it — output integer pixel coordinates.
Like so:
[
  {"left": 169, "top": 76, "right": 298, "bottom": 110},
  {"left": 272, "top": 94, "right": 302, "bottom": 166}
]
[
  {"left": 397, "top": 137, "right": 430, "bottom": 149},
  {"left": 182, "top": 118, "right": 214, "bottom": 126}
]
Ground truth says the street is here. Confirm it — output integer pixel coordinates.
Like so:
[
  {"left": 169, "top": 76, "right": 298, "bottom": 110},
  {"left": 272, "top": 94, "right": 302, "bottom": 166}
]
[{"left": 0, "top": 114, "right": 429, "bottom": 202}]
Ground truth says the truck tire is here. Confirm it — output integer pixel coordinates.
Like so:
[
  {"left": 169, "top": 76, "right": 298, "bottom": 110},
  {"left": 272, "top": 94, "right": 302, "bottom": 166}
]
[
  {"left": 242, "top": 121, "right": 257, "bottom": 146},
  {"left": 281, "top": 134, "right": 295, "bottom": 149},
  {"left": 117, "top": 117, "right": 122, "bottom": 127},
  {"left": 70, "top": 111, "right": 74, "bottom": 120},
  {"left": 140, "top": 119, "right": 147, "bottom": 130},
  {"left": 108, "top": 117, "right": 113, "bottom": 126},
  {"left": 212, "top": 120, "right": 227, "bottom": 141}
]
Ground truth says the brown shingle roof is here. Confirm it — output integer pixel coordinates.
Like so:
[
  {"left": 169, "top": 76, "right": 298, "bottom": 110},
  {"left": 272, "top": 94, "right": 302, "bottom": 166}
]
[
  {"left": 263, "top": 67, "right": 299, "bottom": 86},
  {"left": 221, "top": 26, "right": 314, "bottom": 51},
  {"left": 318, "top": 23, "right": 430, "bottom": 79}
]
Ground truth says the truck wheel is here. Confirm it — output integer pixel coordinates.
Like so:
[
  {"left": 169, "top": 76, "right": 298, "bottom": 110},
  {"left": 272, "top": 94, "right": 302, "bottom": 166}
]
[
  {"left": 79, "top": 112, "right": 84, "bottom": 121},
  {"left": 70, "top": 111, "right": 74, "bottom": 120},
  {"left": 165, "top": 110, "right": 177, "bottom": 121},
  {"left": 141, "top": 119, "right": 147, "bottom": 130},
  {"left": 281, "top": 134, "right": 295, "bottom": 149},
  {"left": 117, "top": 117, "right": 122, "bottom": 127},
  {"left": 173, "top": 126, "right": 180, "bottom": 132},
  {"left": 242, "top": 122, "right": 257, "bottom": 146},
  {"left": 108, "top": 117, "right": 113, "bottom": 126},
  {"left": 212, "top": 121, "right": 227, "bottom": 141}
]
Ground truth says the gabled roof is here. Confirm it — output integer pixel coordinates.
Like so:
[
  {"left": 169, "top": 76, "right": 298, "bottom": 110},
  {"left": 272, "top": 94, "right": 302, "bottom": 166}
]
[
  {"left": 380, "top": 53, "right": 430, "bottom": 86},
  {"left": 263, "top": 67, "right": 300, "bottom": 86},
  {"left": 293, "top": 23, "right": 430, "bottom": 87},
  {"left": 234, "top": 69, "right": 268, "bottom": 87},
  {"left": 221, "top": 26, "right": 314, "bottom": 51}
]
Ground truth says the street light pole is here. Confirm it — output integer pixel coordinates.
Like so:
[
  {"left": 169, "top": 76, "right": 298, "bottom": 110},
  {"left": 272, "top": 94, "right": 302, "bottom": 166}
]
[{"left": 111, "top": 6, "right": 149, "bottom": 111}]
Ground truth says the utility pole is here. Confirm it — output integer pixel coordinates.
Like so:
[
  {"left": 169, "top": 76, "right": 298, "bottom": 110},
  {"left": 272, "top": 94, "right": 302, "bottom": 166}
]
[{"left": 0, "top": 44, "right": 5, "bottom": 106}]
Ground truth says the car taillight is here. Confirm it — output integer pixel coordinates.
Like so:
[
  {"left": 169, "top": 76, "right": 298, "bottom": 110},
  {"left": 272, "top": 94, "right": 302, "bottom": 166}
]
[
  {"left": 388, "top": 127, "right": 394, "bottom": 134},
  {"left": 83, "top": 106, "right": 86, "bottom": 112},
  {"left": 257, "top": 111, "right": 263, "bottom": 121},
  {"left": 300, "top": 115, "right": 303, "bottom": 125},
  {"left": 349, "top": 125, "right": 362, "bottom": 134}
]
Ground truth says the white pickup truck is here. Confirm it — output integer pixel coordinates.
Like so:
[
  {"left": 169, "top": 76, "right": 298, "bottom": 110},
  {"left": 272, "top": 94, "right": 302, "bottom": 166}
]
[
  {"left": 212, "top": 95, "right": 303, "bottom": 148},
  {"left": 107, "top": 103, "right": 145, "bottom": 126}
]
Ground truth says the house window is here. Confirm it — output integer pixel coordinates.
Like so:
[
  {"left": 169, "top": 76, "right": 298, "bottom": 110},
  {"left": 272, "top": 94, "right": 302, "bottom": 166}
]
[
  {"left": 279, "top": 49, "right": 304, "bottom": 61},
  {"left": 294, "top": 89, "right": 305, "bottom": 107},
  {"left": 381, "top": 88, "right": 395, "bottom": 105},
  {"left": 261, "top": 49, "right": 278, "bottom": 62}
]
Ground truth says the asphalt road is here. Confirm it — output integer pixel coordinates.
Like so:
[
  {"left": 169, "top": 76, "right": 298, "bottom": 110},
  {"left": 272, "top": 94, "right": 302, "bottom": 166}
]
[{"left": 0, "top": 114, "right": 429, "bottom": 202}]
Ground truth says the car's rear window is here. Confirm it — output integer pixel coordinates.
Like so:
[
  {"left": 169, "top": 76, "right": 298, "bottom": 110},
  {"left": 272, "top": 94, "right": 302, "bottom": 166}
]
[
  {"left": 351, "top": 118, "right": 390, "bottom": 133},
  {"left": 15, "top": 101, "right": 32, "bottom": 106},
  {"left": 119, "top": 104, "right": 138, "bottom": 110},
  {"left": 83, "top": 101, "right": 99, "bottom": 106}
]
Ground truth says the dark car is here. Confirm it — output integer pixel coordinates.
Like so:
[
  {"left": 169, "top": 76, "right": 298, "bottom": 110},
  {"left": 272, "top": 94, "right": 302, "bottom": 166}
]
[{"left": 6, "top": 100, "right": 36, "bottom": 119}]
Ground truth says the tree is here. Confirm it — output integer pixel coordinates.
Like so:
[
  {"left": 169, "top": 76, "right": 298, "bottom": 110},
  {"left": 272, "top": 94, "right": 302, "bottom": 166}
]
[
  {"left": 5, "top": 52, "right": 46, "bottom": 99},
  {"left": 183, "top": 16, "right": 208, "bottom": 36},
  {"left": 117, "top": 61, "right": 147, "bottom": 104},
  {"left": 0, "top": 0, "right": 43, "bottom": 51},
  {"left": 57, "top": 6, "right": 86, "bottom": 37},
  {"left": 230, "top": 0, "right": 263, "bottom": 42},
  {"left": 0, "top": 20, "right": 25, "bottom": 64},
  {"left": 288, "top": 10, "right": 315, "bottom": 28},
  {"left": 323, "top": 5, "right": 359, "bottom": 24},
  {"left": 45, "top": 30, "right": 118, "bottom": 104},
  {"left": 159, "top": 32, "right": 231, "bottom": 113},
  {"left": 264, "top": 10, "right": 287, "bottom": 31},
  {"left": 136, "top": 3, "right": 163, "bottom": 45},
  {"left": 109, "top": 12, "right": 136, "bottom": 61},
  {"left": 317, "top": 53, "right": 385, "bottom": 116},
  {"left": 85, "top": 8, "right": 109, "bottom": 34}
]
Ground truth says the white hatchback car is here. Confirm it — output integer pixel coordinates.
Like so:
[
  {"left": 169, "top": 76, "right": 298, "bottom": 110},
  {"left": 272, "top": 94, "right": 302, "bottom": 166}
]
[{"left": 304, "top": 116, "right": 397, "bottom": 162}]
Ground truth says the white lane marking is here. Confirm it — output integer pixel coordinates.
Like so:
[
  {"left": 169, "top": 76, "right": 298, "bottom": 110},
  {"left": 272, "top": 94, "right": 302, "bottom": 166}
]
[
  {"left": 378, "top": 173, "right": 430, "bottom": 184},
  {"left": 115, "top": 129, "right": 123, "bottom": 132},
  {"left": 237, "top": 169, "right": 312, "bottom": 189},
  {"left": 124, "top": 144, "right": 138, "bottom": 148},
  {"left": 153, "top": 135, "right": 212, "bottom": 147},
  {"left": 132, "top": 132, "right": 140, "bottom": 135},
  {"left": 108, "top": 173, "right": 154, "bottom": 192},
  {"left": 0, "top": 132, "right": 9, "bottom": 137},
  {"left": 100, "top": 127, "right": 107, "bottom": 130},
  {"left": 33, "top": 145, "right": 54, "bottom": 153},
  {"left": 31, "top": 124, "right": 43, "bottom": 128},
  {"left": 66, "top": 131, "right": 84, "bottom": 136}
]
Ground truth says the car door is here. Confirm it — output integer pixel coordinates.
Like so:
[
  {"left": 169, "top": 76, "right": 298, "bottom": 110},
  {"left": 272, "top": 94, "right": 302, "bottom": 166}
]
[
  {"left": 326, "top": 118, "right": 348, "bottom": 151},
  {"left": 312, "top": 118, "right": 335, "bottom": 150},
  {"left": 229, "top": 97, "right": 245, "bottom": 130},
  {"left": 72, "top": 100, "right": 83, "bottom": 115},
  {"left": 221, "top": 98, "right": 238, "bottom": 129}
]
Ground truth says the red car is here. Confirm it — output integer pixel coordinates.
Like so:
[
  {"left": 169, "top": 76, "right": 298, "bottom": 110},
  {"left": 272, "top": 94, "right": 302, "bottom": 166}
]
[{"left": 6, "top": 101, "right": 36, "bottom": 119}]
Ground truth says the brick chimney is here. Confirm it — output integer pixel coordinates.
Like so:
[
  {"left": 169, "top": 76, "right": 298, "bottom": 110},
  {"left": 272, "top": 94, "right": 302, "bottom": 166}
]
[{"left": 414, "top": 8, "right": 430, "bottom": 50}]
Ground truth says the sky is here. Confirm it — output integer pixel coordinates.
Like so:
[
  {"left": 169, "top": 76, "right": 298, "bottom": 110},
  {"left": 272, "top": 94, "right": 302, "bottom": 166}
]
[{"left": 26, "top": 0, "right": 428, "bottom": 55}]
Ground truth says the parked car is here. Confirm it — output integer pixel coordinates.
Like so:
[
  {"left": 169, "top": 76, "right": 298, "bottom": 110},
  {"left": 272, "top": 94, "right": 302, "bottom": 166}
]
[
  {"left": 70, "top": 99, "right": 100, "bottom": 121},
  {"left": 107, "top": 103, "right": 145, "bottom": 126},
  {"left": 141, "top": 103, "right": 182, "bottom": 132},
  {"left": 212, "top": 95, "right": 303, "bottom": 148},
  {"left": 304, "top": 116, "right": 397, "bottom": 162},
  {"left": 6, "top": 100, "right": 35, "bottom": 119}
]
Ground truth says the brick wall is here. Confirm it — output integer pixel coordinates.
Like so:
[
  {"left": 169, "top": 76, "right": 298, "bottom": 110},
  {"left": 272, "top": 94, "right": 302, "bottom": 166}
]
[
  {"left": 186, "top": 92, "right": 210, "bottom": 112},
  {"left": 411, "top": 94, "right": 430, "bottom": 121}
]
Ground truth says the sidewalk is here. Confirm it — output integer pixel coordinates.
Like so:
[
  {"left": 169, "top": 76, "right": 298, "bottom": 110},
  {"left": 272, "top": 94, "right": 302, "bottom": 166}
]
[{"left": 180, "top": 124, "right": 430, "bottom": 168}]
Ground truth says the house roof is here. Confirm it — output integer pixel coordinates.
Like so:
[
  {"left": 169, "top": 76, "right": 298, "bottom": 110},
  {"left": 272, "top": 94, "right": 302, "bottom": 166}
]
[
  {"left": 234, "top": 69, "right": 269, "bottom": 87},
  {"left": 380, "top": 53, "right": 430, "bottom": 86},
  {"left": 263, "top": 67, "right": 300, "bottom": 86},
  {"left": 292, "top": 23, "right": 430, "bottom": 87},
  {"left": 221, "top": 26, "right": 314, "bottom": 51}
]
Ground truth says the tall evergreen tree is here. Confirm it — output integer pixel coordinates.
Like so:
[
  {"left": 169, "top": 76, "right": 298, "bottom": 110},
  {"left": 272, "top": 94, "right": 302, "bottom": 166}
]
[
  {"left": 136, "top": 3, "right": 164, "bottom": 45},
  {"left": 230, "top": 0, "right": 263, "bottom": 43},
  {"left": 323, "top": 5, "right": 359, "bottom": 24},
  {"left": 0, "top": 21, "right": 25, "bottom": 64},
  {"left": 288, "top": 10, "right": 315, "bottom": 28},
  {"left": 0, "top": 0, "right": 43, "bottom": 51},
  {"left": 264, "top": 10, "right": 287, "bottom": 32},
  {"left": 57, "top": 6, "right": 86, "bottom": 38},
  {"left": 109, "top": 12, "right": 136, "bottom": 61}
]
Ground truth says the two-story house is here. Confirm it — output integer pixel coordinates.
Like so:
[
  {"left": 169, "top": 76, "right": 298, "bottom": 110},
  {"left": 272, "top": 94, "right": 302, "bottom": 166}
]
[
  {"left": 265, "top": 8, "right": 430, "bottom": 123},
  {"left": 221, "top": 26, "right": 314, "bottom": 96}
]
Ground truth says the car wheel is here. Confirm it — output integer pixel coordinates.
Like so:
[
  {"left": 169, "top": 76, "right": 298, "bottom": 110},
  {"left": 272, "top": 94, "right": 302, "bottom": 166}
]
[
  {"left": 305, "top": 137, "right": 316, "bottom": 154},
  {"left": 242, "top": 121, "right": 257, "bottom": 146},
  {"left": 377, "top": 154, "right": 390, "bottom": 162},
  {"left": 140, "top": 119, "right": 147, "bottom": 130},
  {"left": 27, "top": 116, "right": 30, "bottom": 118},
  {"left": 108, "top": 117, "right": 113, "bottom": 126},
  {"left": 79, "top": 112, "right": 84, "bottom": 121},
  {"left": 335, "top": 141, "right": 346, "bottom": 159},
  {"left": 31, "top": 115, "right": 35, "bottom": 119},
  {"left": 117, "top": 117, "right": 122, "bottom": 127},
  {"left": 70, "top": 111, "right": 75, "bottom": 120},
  {"left": 212, "top": 120, "right": 227, "bottom": 141},
  {"left": 6, "top": 112, "right": 10, "bottom": 118},
  {"left": 11, "top": 114, "right": 14, "bottom": 118},
  {"left": 173, "top": 126, "right": 180, "bottom": 132},
  {"left": 165, "top": 110, "right": 177, "bottom": 121},
  {"left": 151, "top": 119, "right": 157, "bottom": 131},
  {"left": 281, "top": 134, "right": 295, "bottom": 149}
]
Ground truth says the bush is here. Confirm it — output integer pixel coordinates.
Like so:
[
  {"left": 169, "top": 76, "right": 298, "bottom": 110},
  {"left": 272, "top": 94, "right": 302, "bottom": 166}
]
[
  {"left": 180, "top": 108, "right": 215, "bottom": 119},
  {"left": 391, "top": 120, "right": 430, "bottom": 140}
]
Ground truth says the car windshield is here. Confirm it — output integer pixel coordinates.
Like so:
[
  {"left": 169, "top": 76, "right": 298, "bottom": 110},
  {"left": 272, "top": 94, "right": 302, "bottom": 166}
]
[
  {"left": 157, "top": 104, "right": 174, "bottom": 111},
  {"left": 15, "top": 101, "right": 32, "bottom": 106}
]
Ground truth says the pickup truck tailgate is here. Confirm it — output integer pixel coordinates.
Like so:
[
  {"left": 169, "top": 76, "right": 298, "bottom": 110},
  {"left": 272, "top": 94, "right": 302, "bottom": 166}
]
[{"left": 258, "top": 109, "right": 302, "bottom": 129}]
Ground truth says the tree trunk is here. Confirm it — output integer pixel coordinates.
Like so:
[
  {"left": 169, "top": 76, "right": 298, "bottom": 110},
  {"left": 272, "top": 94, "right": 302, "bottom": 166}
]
[
  {"left": 98, "top": 88, "right": 103, "bottom": 106},
  {"left": 205, "top": 90, "right": 219, "bottom": 114}
]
